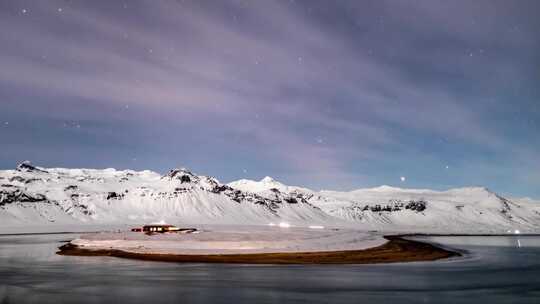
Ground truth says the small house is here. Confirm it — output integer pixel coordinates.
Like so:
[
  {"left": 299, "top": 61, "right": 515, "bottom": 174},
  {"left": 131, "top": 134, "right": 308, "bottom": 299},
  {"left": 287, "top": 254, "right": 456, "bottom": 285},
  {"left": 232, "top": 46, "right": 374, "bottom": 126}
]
[{"left": 142, "top": 224, "right": 180, "bottom": 233}]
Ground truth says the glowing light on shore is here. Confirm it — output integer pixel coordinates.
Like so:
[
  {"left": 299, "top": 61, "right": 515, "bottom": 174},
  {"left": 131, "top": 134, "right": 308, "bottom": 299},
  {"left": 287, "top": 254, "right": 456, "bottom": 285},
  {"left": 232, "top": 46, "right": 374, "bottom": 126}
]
[
  {"left": 308, "top": 225, "right": 325, "bottom": 229},
  {"left": 278, "top": 222, "right": 291, "bottom": 228},
  {"left": 268, "top": 223, "right": 276, "bottom": 226},
  {"left": 514, "top": 229, "right": 521, "bottom": 234}
]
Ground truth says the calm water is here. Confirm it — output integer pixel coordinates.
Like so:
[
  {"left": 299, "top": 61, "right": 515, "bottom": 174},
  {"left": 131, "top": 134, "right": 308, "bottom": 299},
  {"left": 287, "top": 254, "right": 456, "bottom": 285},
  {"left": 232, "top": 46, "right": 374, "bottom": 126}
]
[{"left": 0, "top": 234, "right": 539, "bottom": 304}]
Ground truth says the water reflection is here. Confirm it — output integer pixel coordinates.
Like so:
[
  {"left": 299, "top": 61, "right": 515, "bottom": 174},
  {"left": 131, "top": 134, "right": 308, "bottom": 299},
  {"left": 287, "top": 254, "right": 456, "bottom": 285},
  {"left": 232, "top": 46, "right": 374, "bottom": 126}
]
[{"left": 1, "top": 234, "right": 540, "bottom": 304}]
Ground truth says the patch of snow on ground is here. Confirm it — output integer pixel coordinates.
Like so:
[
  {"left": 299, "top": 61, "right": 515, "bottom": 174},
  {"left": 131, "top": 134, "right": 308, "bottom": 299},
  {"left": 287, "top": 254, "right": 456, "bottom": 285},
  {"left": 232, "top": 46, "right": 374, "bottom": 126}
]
[{"left": 71, "top": 225, "right": 386, "bottom": 255}]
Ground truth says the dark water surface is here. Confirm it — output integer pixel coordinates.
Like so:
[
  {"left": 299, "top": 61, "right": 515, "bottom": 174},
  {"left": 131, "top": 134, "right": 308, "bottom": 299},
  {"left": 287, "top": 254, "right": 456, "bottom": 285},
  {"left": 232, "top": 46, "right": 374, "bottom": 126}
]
[{"left": 1, "top": 234, "right": 539, "bottom": 304}]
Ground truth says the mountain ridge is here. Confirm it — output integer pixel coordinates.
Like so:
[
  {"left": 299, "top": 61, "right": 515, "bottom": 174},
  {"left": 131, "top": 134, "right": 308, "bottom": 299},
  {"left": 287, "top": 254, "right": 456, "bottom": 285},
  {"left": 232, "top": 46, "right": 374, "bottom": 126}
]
[{"left": 1, "top": 162, "right": 539, "bottom": 233}]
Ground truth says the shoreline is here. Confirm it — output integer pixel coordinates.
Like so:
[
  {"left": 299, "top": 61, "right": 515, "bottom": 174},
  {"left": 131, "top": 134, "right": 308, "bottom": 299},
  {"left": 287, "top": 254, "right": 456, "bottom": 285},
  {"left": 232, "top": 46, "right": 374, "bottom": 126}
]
[{"left": 56, "top": 235, "right": 461, "bottom": 264}]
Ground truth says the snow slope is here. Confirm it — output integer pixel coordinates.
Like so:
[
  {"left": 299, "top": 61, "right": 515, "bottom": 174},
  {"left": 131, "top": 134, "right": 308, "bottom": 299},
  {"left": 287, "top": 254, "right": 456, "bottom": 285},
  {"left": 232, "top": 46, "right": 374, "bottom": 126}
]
[
  {"left": 227, "top": 179, "right": 540, "bottom": 234},
  {"left": 71, "top": 225, "right": 385, "bottom": 255},
  {"left": 312, "top": 186, "right": 540, "bottom": 233},
  {"left": 1, "top": 162, "right": 539, "bottom": 234},
  {"left": 0, "top": 162, "right": 331, "bottom": 230},
  {"left": 229, "top": 176, "right": 311, "bottom": 194}
]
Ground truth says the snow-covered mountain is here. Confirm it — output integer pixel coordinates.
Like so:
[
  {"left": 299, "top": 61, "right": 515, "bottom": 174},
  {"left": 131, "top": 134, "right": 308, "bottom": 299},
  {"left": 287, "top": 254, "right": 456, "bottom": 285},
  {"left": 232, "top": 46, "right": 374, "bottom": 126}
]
[
  {"left": 310, "top": 186, "right": 540, "bottom": 233},
  {"left": 226, "top": 177, "right": 540, "bottom": 233},
  {"left": 0, "top": 162, "right": 329, "bottom": 228},
  {"left": 1, "top": 162, "right": 539, "bottom": 233}
]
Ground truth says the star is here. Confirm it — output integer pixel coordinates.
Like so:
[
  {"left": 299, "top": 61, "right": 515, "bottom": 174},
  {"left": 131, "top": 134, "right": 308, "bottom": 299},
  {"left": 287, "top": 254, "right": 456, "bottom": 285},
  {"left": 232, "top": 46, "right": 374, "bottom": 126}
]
[
  {"left": 400, "top": 176, "right": 406, "bottom": 182},
  {"left": 445, "top": 165, "right": 449, "bottom": 169},
  {"left": 21, "top": 9, "right": 27, "bottom": 14},
  {"left": 58, "top": 8, "right": 63, "bottom": 13}
]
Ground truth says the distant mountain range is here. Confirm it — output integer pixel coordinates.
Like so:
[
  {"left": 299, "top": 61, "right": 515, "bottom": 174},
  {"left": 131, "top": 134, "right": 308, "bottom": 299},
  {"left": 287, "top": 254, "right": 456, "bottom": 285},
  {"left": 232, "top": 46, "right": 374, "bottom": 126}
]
[{"left": 1, "top": 162, "right": 539, "bottom": 233}]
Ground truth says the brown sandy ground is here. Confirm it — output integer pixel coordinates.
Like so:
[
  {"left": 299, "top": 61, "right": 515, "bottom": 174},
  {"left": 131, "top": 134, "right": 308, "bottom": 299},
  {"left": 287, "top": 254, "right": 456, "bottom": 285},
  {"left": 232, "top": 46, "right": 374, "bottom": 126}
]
[{"left": 57, "top": 235, "right": 460, "bottom": 264}]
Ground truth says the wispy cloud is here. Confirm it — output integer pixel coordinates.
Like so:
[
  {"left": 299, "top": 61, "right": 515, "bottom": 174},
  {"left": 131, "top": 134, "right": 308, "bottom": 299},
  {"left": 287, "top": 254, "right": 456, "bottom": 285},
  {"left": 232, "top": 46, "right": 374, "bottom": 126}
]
[{"left": 0, "top": 0, "right": 538, "bottom": 196}]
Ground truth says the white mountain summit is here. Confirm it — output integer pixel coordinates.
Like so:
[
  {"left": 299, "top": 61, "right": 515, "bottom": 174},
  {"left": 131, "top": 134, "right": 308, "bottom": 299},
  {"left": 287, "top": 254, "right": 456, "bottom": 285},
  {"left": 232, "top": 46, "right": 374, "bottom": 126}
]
[{"left": 228, "top": 176, "right": 311, "bottom": 194}]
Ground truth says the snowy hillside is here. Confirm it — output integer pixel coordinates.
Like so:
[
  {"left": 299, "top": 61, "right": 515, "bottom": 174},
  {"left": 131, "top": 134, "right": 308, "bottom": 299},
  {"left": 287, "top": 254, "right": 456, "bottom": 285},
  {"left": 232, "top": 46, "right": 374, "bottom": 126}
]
[
  {"left": 312, "top": 186, "right": 540, "bottom": 233},
  {"left": 1, "top": 162, "right": 539, "bottom": 234},
  {"left": 228, "top": 178, "right": 540, "bottom": 234},
  {"left": 0, "top": 162, "right": 330, "bottom": 229}
]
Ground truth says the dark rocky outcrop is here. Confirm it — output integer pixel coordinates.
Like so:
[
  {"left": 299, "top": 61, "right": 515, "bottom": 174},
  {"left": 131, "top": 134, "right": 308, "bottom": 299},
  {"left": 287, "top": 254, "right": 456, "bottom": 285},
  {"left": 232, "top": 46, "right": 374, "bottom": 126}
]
[
  {"left": 0, "top": 187, "right": 48, "bottom": 206},
  {"left": 337, "top": 199, "right": 428, "bottom": 216},
  {"left": 64, "top": 185, "right": 78, "bottom": 191},
  {"left": 405, "top": 200, "right": 427, "bottom": 212},
  {"left": 9, "top": 176, "right": 25, "bottom": 183},
  {"left": 163, "top": 169, "right": 198, "bottom": 181},
  {"left": 16, "top": 161, "right": 48, "bottom": 173},
  {"left": 106, "top": 192, "right": 123, "bottom": 200}
]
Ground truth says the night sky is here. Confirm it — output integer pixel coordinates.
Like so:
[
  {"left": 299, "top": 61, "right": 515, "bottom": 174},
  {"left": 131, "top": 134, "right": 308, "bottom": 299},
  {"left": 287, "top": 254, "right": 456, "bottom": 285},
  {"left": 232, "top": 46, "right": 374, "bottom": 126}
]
[{"left": 1, "top": 0, "right": 539, "bottom": 198}]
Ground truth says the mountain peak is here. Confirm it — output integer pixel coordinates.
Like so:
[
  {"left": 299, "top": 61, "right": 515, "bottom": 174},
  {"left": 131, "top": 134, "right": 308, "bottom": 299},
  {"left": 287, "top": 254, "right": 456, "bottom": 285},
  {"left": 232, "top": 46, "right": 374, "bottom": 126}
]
[
  {"left": 261, "top": 176, "right": 276, "bottom": 183},
  {"left": 163, "top": 168, "right": 198, "bottom": 183},
  {"left": 16, "top": 161, "right": 48, "bottom": 173},
  {"left": 370, "top": 185, "right": 404, "bottom": 192}
]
